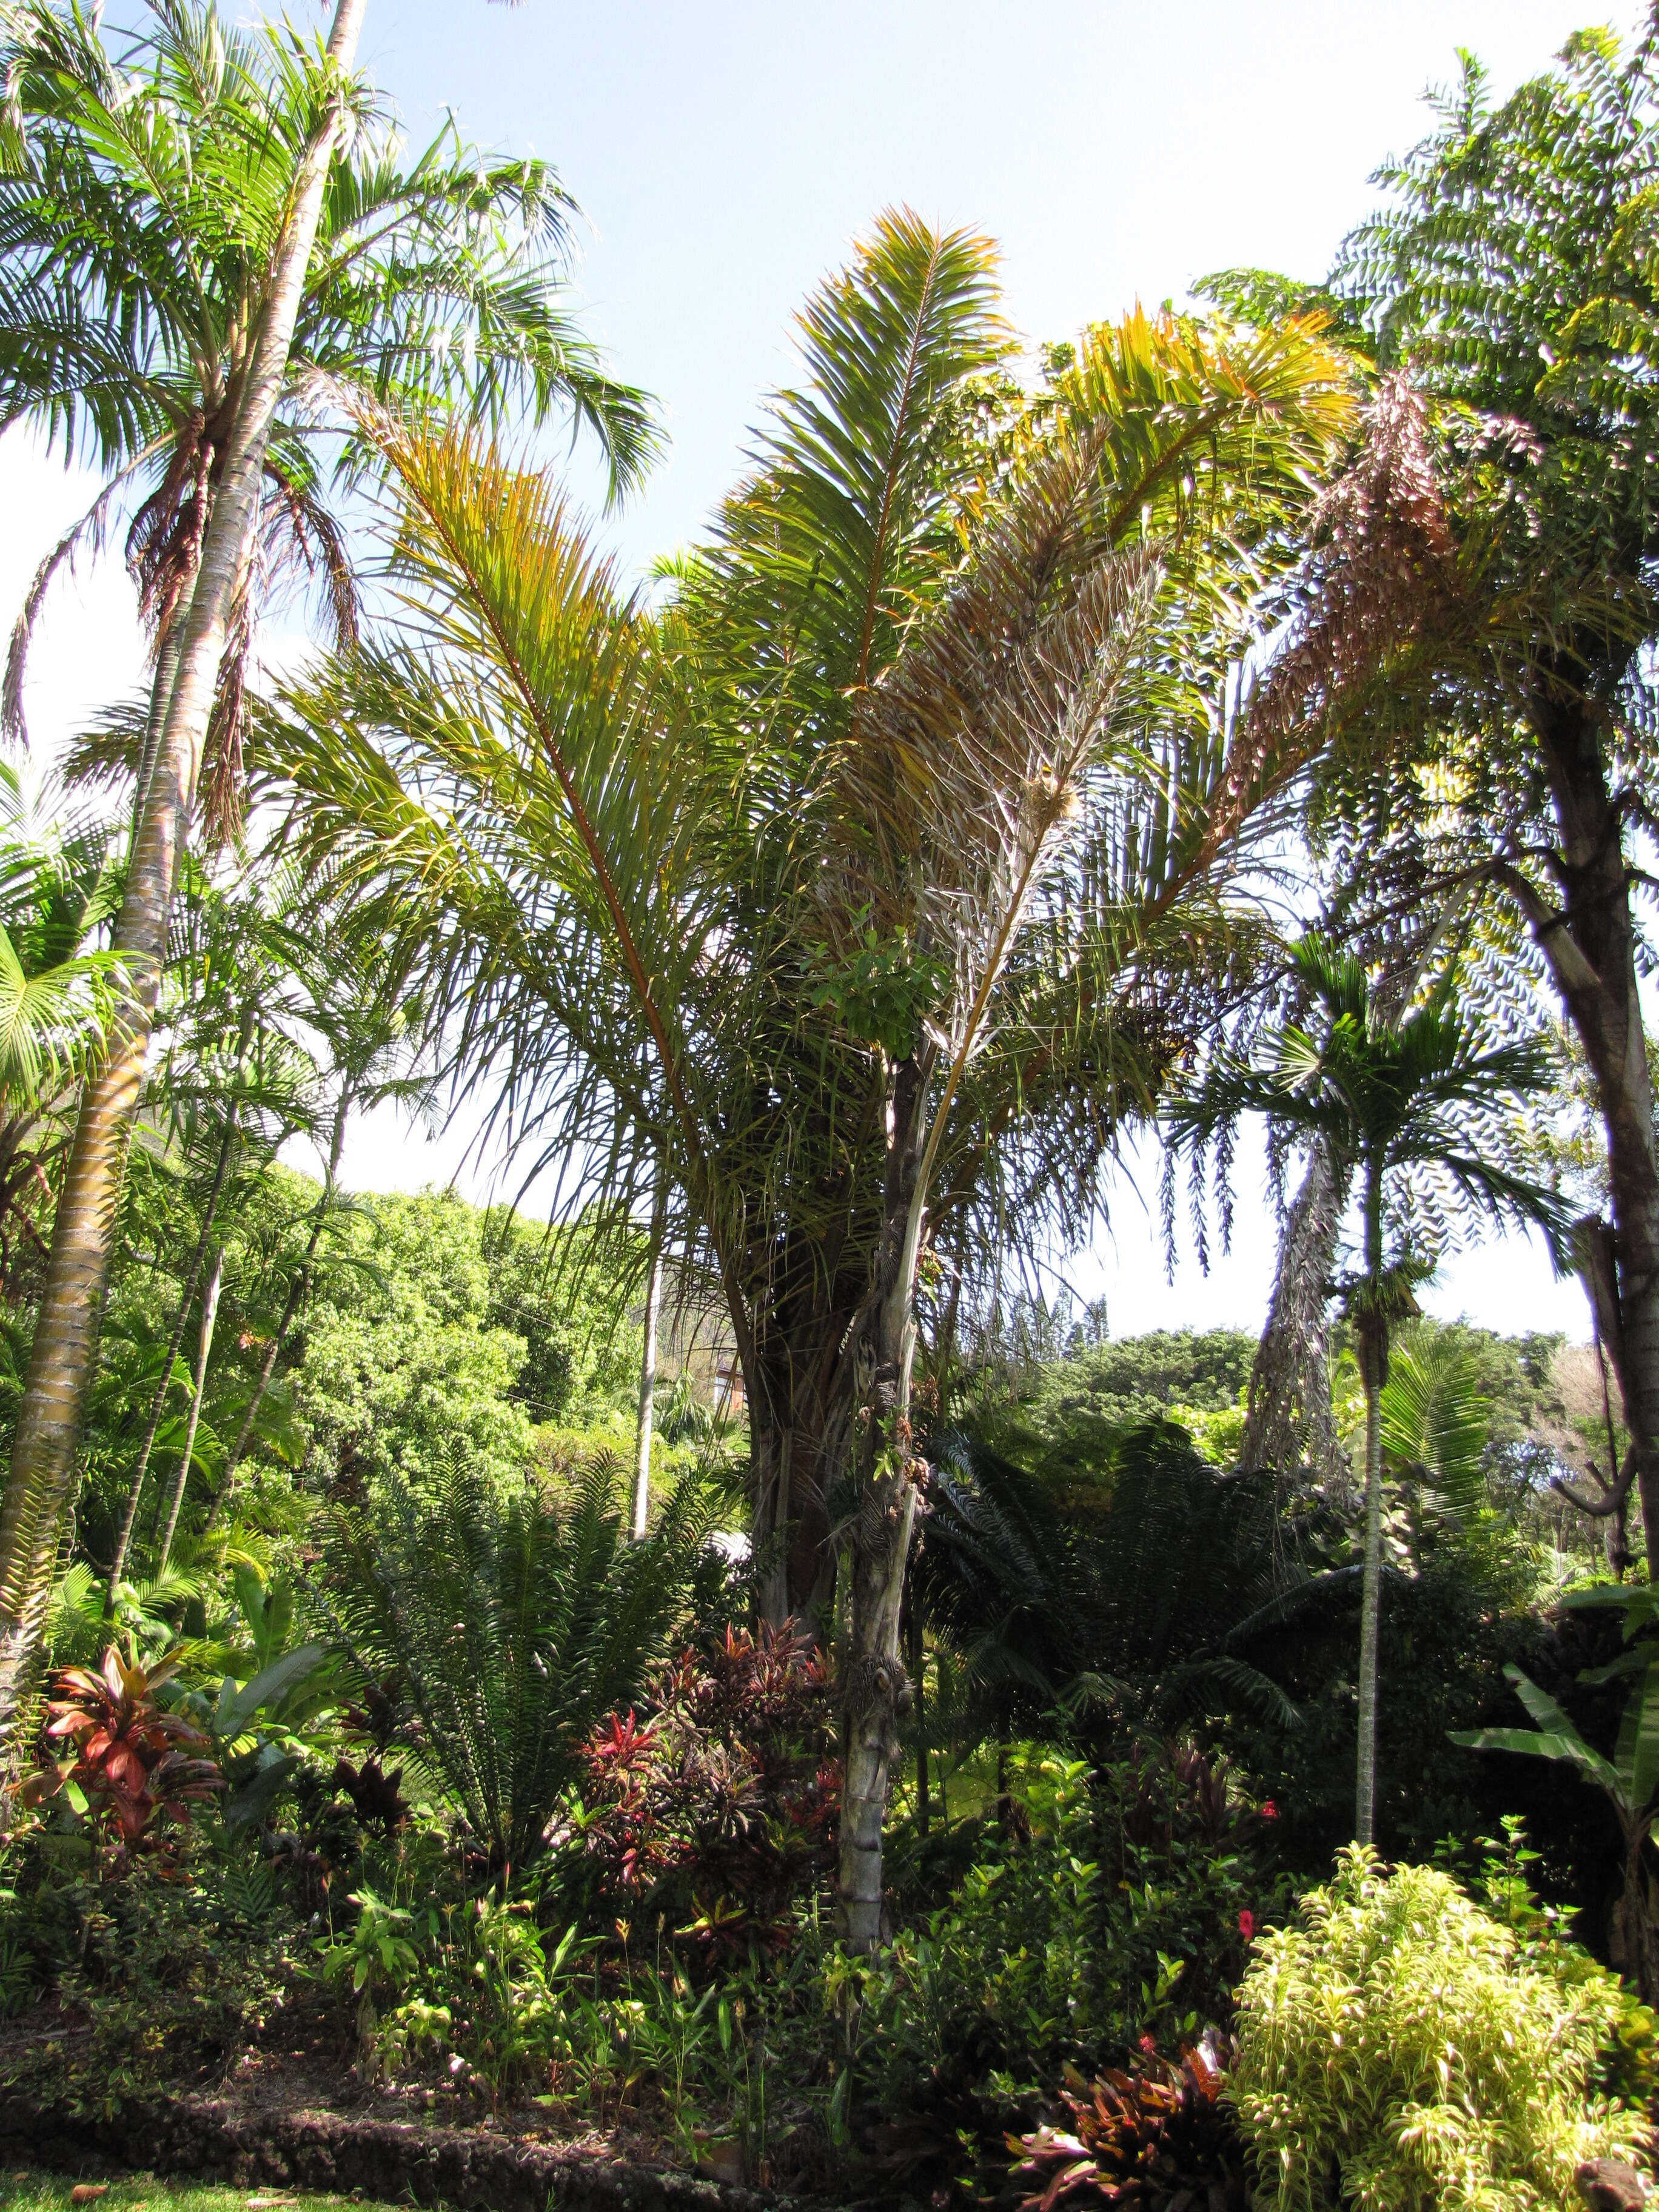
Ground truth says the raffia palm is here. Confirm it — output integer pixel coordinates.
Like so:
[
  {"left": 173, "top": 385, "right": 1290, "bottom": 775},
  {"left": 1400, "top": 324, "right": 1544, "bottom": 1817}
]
[{"left": 270, "top": 215, "right": 1371, "bottom": 1934}]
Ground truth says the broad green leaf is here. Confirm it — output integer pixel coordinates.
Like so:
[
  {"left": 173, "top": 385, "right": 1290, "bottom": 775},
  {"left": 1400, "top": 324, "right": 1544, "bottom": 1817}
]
[{"left": 1621, "top": 1661, "right": 1659, "bottom": 1813}]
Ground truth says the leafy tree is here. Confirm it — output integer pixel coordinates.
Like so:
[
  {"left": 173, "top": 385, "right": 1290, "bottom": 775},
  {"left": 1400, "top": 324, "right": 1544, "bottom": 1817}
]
[
  {"left": 0, "top": 0, "right": 654, "bottom": 1752},
  {"left": 1168, "top": 934, "right": 1566, "bottom": 1840}
]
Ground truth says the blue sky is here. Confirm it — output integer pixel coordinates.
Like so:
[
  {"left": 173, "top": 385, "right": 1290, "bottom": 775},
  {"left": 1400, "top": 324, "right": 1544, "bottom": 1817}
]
[{"left": 3, "top": 0, "right": 1629, "bottom": 1339}]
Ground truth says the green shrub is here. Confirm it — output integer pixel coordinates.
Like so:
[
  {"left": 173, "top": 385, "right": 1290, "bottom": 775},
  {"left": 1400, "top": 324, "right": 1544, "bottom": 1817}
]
[
  {"left": 840, "top": 1750, "right": 1279, "bottom": 2132},
  {"left": 1230, "top": 1847, "right": 1647, "bottom": 2212}
]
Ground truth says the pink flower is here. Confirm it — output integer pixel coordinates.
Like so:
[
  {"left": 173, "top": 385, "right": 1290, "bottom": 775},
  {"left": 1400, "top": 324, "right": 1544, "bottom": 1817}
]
[
  {"left": 1238, "top": 1909, "right": 1256, "bottom": 1942},
  {"left": 1138, "top": 2034, "right": 1158, "bottom": 2056},
  {"left": 1260, "top": 1800, "right": 1278, "bottom": 1820}
]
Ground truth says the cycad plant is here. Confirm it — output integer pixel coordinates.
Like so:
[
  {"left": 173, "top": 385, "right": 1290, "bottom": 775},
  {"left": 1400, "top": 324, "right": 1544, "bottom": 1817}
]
[
  {"left": 323, "top": 1451, "right": 713, "bottom": 1886},
  {"left": 1168, "top": 934, "right": 1566, "bottom": 1840}
]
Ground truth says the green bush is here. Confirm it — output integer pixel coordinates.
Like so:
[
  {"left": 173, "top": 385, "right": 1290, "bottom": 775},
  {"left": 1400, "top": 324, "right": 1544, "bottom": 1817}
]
[
  {"left": 1230, "top": 1847, "right": 1647, "bottom": 2212},
  {"left": 842, "top": 1750, "right": 1282, "bottom": 2128}
]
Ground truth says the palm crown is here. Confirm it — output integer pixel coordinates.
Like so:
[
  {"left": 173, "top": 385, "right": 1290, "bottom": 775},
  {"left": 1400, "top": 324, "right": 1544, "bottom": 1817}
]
[{"left": 0, "top": 0, "right": 657, "bottom": 780}]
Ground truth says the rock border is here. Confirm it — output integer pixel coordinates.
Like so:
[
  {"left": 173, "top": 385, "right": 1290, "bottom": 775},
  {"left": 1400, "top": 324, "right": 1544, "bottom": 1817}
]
[{"left": 0, "top": 2093, "right": 808, "bottom": 2211}]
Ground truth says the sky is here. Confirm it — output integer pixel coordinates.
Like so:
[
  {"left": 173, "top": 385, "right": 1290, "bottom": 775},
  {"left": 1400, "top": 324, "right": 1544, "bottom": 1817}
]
[{"left": 2, "top": 0, "right": 1632, "bottom": 1343}]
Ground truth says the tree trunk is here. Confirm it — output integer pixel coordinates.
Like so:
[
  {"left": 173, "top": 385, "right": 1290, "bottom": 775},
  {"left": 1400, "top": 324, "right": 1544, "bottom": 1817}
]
[
  {"left": 0, "top": 0, "right": 367, "bottom": 1758},
  {"left": 216, "top": 1089, "right": 350, "bottom": 1503},
  {"left": 1242, "top": 1139, "right": 1353, "bottom": 1500},
  {"left": 838, "top": 1053, "right": 928, "bottom": 1950},
  {"left": 1512, "top": 690, "right": 1659, "bottom": 1578},
  {"left": 908, "top": 1601, "right": 928, "bottom": 1839},
  {"left": 1353, "top": 1148, "right": 1388, "bottom": 1848},
  {"left": 1613, "top": 1824, "right": 1659, "bottom": 2007},
  {"left": 1354, "top": 1317, "right": 1386, "bottom": 1846},
  {"left": 632, "top": 1173, "right": 666, "bottom": 1542},
  {"left": 749, "top": 1298, "right": 859, "bottom": 1629},
  {"left": 156, "top": 1244, "right": 223, "bottom": 1575}
]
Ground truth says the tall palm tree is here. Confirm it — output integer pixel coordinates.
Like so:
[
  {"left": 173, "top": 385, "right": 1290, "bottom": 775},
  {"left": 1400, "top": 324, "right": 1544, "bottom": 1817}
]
[
  {"left": 0, "top": 0, "right": 655, "bottom": 1754},
  {"left": 1167, "top": 933, "right": 1566, "bottom": 1841},
  {"left": 271, "top": 220, "right": 1367, "bottom": 1939}
]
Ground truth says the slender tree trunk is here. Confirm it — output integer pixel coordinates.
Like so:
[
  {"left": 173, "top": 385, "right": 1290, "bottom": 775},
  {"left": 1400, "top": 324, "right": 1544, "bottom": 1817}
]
[
  {"left": 838, "top": 1054, "right": 928, "bottom": 1949},
  {"left": 1243, "top": 1140, "right": 1353, "bottom": 1498},
  {"left": 156, "top": 1244, "right": 222, "bottom": 1575},
  {"left": 106, "top": 1091, "right": 241, "bottom": 1606},
  {"left": 632, "top": 1172, "right": 666, "bottom": 1543},
  {"left": 1615, "top": 1823, "right": 1659, "bottom": 2006},
  {"left": 1353, "top": 1153, "right": 1387, "bottom": 1846},
  {"left": 217, "top": 1090, "right": 349, "bottom": 1504},
  {"left": 908, "top": 1601, "right": 928, "bottom": 1839},
  {"left": 1354, "top": 1321, "right": 1386, "bottom": 1845},
  {"left": 1509, "top": 690, "right": 1659, "bottom": 1578},
  {"left": 0, "top": 0, "right": 368, "bottom": 1755}
]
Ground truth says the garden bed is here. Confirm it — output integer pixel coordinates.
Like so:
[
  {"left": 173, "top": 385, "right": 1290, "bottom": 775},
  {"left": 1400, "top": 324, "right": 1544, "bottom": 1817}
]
[
  {"left": 0, "top": 1983, "right": 831, "bottom": 2212},
  {"left": 0, "top": 2085, "right": 802, "bottom": 2212}
]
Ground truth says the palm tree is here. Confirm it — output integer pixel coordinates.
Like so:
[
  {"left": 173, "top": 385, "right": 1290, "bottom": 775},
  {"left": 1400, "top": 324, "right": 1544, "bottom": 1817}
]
[
  {"left": 1167, "top": 933, "right": 1567, "bottom": 1841},
  {"left": 271, "top": 222, "right": 1367, "bottom": 1939},
  {"left": 0, "top": 0, "right": 654, "bottom": 1752}
]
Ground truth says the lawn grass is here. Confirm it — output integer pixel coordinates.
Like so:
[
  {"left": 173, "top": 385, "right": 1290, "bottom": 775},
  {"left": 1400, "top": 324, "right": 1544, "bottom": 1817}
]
[{"left": 0, "top": 2176, "right": 411, "bottom": 2212}]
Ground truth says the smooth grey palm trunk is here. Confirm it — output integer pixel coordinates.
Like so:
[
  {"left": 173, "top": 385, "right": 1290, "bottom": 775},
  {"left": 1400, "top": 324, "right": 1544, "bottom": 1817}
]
[
  {"left": 0, "top": 0, "right": 368, "bottom": 1763},
  {"left": 106, "top": 1083, "right": 241, "bottom": 1604},
  {"left": 216, "top": 1091, "right": 350, "bottom": 1504},
  {"left": 632, "top": 1175, "right": 666, "bottom": 1541},
  {"left": 1354, "top": 1322, "right": 1385, "bottom": 1845},
  {"left": 838, "top": 1055, "right": 928, "bottom": 1950},
  {"left": 157, "top": 1243, "right": 223, "bottom": 1574}
]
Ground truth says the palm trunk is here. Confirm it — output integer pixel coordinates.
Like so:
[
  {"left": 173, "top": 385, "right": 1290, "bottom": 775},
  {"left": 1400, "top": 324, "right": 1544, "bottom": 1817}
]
[
  {"left": 632, "top": 1173, "right": 666, "bottom": 1542},
  {"left": 1614, "top": 1823, "right": 1659, "bottom": 2006},
  {"left": 1512, "top": 689, "right": 1659, "bottom": 1578},
  {"left": 105, "top": 1090, "right": 241, "bottom": 1606},
  {"left": 156, "top": 1244, "right": 222, "bottom": 1575},
  {"left": 216, "top": 1088, "right": 349, "bottom": 1504},
  {"left": 1243, "top": 1139, "right": 1353, "bottom": 1498},
  {"left": 1354, "top": 1323, "right": 1386, "bottom": 1845},
  {"left": 0, "top": 0, "right": 368, "bottom": 1759},
  {"left": 838, "top": 1053, "right": 928, "bottom": 1950},
  {"left": 1353, "top": 1153, "right": 1387, "bottom": 1846},
  {"left": 911, "top": 1606, "right": 930, "bottom": 1840}
]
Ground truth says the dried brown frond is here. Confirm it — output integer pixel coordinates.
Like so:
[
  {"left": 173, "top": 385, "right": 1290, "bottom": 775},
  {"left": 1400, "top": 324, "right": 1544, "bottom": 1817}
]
[
  {"left": 266, "top": 467, "right": 361, "bottom": 652},
  {"left": 1232, "top": 372, "right": 1458, "bottom": 814},
  {"left": 125, "top": 411, "right": 215, "bottom": 643},
  {"left": 197, "top": 575, "right": 253, "bottom": 846}
]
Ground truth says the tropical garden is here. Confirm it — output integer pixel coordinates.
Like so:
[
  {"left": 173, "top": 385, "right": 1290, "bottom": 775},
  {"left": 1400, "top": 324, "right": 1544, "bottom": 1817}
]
[{"left": 2, "top": 5, "right": 1659, "bottom": 2208}]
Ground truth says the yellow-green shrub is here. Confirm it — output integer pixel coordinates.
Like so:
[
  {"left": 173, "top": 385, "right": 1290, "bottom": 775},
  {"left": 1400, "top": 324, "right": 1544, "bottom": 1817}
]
[{"left": 1230, "top": 1847, "right": 1647, "bottom": 2212}]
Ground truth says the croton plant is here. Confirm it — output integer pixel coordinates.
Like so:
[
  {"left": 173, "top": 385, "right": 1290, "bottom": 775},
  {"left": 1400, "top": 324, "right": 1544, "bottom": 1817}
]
[{"left": 15, "top": 1643, "right": 222, "bottom": 1847}]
